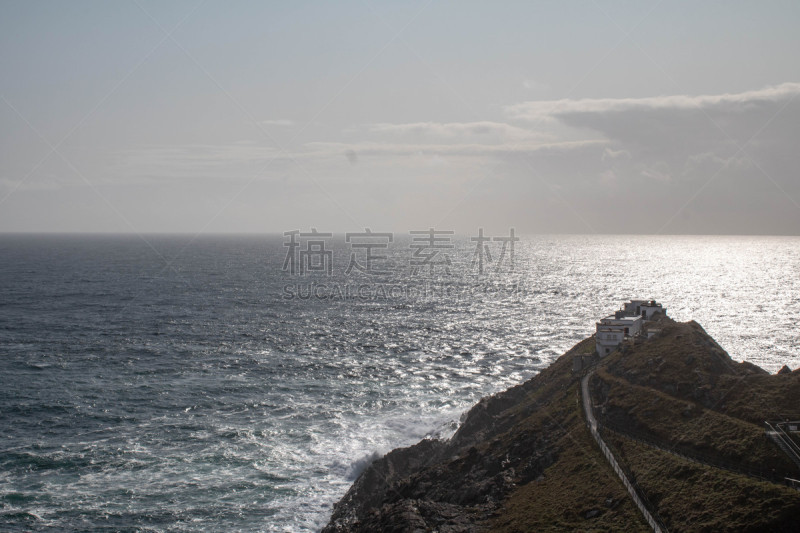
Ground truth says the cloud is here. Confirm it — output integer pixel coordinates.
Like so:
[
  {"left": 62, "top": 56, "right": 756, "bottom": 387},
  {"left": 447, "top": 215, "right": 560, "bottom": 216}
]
[
  {"left": 522, "top": 79, "right": 548, "bottom": 91},
  {"left": 305, "top": 139, "right": 605, "bottom": 158},
  {"left": 640, "top": 161, "right": 672, "bottom": 182},
  {"left": 365, "top": 121, "right": 545, "bottom": 142},
  {"left": 107, "top": 143, "right": 287, "bottom": 183},
  {"left": 41, "top": 84, "right": 797, "bottom": 235},
  {"left": 0, "top": 175, "right": 68, "bottom": 192},
  {"left": 505, "top": 82, "right": 800, "bottom": 121},
  {"left": 503, "top": 82, "right": 800, "bottom": 186},
  {"left": 491, "top": 82, "right": 800, "bottom": 233},
  {"left": 100, "top": 137, "right": 607, "bottom": 188},
  {"left": 601, "top": 148, "right": 631, "bottom": 161},
  {"left": 260, "top": 119, "right": 295, "bottom": 127}
]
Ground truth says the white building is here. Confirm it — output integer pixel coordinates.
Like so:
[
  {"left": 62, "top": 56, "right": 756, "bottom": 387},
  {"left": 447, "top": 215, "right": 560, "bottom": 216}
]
[
  {"left": 640, "top": 301, "right": 666, "bottom": 320},
  {"left": 623, "top": 299, "right": 649, "bottom": 316},
  {"left": 599, "top": 313, "right": 643, "bottom": 337},
  {"left": 623, "top": 299, "right": 666, "bottom": 320},
  {"left": 596, "top": 326, "right": 625, "bottom": 357},
  {"left": 595, "top": 299, "right": 667, "bottom": 357}
]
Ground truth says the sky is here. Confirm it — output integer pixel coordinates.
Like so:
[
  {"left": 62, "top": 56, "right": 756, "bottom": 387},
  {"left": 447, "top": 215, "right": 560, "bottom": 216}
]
[{"left": 1, "top": 0, "right": 799, "bottom": 235}]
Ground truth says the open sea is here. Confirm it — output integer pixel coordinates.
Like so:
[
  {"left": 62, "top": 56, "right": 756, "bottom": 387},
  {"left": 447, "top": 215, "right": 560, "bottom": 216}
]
[{"left": 1, "top": 233, "right": 798, "bottom": 532}]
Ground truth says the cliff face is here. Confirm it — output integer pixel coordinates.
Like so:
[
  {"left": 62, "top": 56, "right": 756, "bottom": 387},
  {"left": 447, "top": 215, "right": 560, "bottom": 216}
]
[
  {"left": 324, "top": 320, "right": 800, "bottom": 532},
  {"left": 323, "top": 335, "right": 647, "bottom": 532}
]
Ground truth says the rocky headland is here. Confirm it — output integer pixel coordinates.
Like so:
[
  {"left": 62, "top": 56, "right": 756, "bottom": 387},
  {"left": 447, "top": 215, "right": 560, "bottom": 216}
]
[{"left": 323, "top": 317, "right": 800, "bottom": 532}]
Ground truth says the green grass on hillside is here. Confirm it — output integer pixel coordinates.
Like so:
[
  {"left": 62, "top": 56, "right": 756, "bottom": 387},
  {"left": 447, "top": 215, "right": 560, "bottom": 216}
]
[{"left": 608, "top": 435, "right": 800, "bottom": 532}]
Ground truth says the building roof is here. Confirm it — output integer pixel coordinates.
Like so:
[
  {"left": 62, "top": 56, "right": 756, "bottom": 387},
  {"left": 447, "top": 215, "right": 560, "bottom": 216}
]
[
  {"left": 600, "top": 315, "right": 642, "bottom": 323},
  {"left": 597, "top": 325, "right": 625, "bottom": 332},
  {"left": 626, "top": 299, "right": 663, "bottom": 306}
]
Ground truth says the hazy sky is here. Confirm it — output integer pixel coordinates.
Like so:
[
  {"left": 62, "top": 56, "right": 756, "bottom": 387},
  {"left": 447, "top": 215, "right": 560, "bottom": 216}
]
[{"left": 2, "top": 1, "right": 799, "bottom": 234}]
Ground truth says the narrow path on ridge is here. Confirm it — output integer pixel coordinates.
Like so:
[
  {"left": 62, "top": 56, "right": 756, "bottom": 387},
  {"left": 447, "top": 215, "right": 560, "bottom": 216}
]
[{"left": 581, "top": 371, "right": 663, "bottom": 533}]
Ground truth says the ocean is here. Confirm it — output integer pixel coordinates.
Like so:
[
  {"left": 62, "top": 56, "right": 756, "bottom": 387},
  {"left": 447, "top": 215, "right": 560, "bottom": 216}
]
[{"left": 1, "top": 233, "right": 798, "bottom": 531}]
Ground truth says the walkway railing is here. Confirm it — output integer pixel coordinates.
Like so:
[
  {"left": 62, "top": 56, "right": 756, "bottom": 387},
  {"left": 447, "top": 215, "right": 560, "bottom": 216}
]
[
  {"left": 765, "top": 421, "right": 800, "bottom": 471},
  {"left": 581, "top": 372, "right": 668, "bottom": 533}
]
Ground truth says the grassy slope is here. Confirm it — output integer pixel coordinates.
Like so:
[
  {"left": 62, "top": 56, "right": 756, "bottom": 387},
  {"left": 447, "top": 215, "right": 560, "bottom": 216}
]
[
  {"left": 489, "top": 384, "right": 649, "bottom": 532},
  {"left": 591, "top": 319, "right": 800, "bottom": 531},
  {"left": 593, "top": 367, "right": 791, "bottom": 472},
  {"left": 488, "top": 340, "right": 649, "bottom": 532},
  {"left": 608, "top": 436, "right": 800, "bottom": 532}
]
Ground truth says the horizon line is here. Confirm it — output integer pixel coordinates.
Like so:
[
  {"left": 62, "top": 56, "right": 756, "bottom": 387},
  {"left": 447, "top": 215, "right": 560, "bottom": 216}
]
[{"left": 1, "top": 231, "right": 798, "bottom": 238}]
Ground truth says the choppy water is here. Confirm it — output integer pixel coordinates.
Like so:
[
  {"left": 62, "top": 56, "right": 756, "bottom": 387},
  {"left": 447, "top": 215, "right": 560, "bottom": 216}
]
[{"left": 1, "top": 234, "right": 798, "bottom": 531}]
